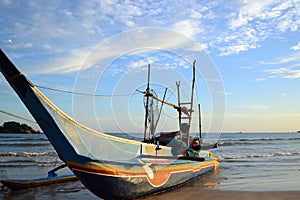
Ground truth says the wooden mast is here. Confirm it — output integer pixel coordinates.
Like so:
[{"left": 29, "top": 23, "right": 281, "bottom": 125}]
[
  {"left": 187, "top": 60, "right": 196, "bottom": 145},
  {"left": 143, "top": 64, "right": 151, "bottom": 141},
  {"left": 198, "top": 103, "right": 202, "bottom": 139},
  {"left": 176, "top": 81, "right": 182, "bottom": 139}
]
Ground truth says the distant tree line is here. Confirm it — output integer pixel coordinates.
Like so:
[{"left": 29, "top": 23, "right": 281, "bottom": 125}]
[{"left": 0, "top": 121, "right": 42, "bottom": 134}]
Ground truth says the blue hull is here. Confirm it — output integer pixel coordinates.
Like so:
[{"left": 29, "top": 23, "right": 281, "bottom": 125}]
[
  {"left": 66, "top": 156, "right": 218, "bottom": 199},
  {"left": 73, "top": 165, "right": 215, "bottom": 199}
]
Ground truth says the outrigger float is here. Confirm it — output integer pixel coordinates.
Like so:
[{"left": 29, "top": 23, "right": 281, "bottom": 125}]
[
  {"left": 1, "top": 164, "right": 77, "bottom": 190},
  {"left": 0, "top": 49, "right": 219, "bottom": 199}
]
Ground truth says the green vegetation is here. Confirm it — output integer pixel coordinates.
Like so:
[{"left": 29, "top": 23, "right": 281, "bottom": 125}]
[{"left": 0, "top": 121, "right": 41, "bottom": 134}]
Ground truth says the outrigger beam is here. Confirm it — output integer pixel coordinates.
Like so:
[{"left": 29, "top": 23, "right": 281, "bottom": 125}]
[{"left": 48, "top": 163, "right": 67, "bottom": 176}]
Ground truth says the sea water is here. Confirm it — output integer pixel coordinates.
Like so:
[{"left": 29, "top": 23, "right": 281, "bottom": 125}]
[
  {"left": 214, "top": 132, "right": 300, "bottom": 191},
  {"left": 0, "top": 132, "right": 300, "bottom": 199}
]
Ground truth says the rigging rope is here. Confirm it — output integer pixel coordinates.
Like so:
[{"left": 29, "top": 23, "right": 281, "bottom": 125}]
[
  {"left": 0, "top": 84, "right": 174, "bottom": 125},
  {"left": 35, "top": 85, "right": 139, "bottom": 97},
  {"left": 35, "top": 84, "right": 171, "bottom": 97},
  {"left": 0, "top": 109, "right": 37, "bottom": 124}
]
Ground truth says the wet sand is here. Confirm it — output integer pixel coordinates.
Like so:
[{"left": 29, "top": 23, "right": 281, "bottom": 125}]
[
  {"left": 144, "top": 187, "right": 300, "bottom": 200},
  {"left": 142, "top": 173, "right": 300, "bottom": 200},
  {"left": 1, "top": 177, "right": 299, "bottom": 200}
]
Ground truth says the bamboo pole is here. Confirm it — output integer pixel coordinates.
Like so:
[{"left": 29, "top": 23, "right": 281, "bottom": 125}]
[
  {"left": 187, "top": 60, "right": 196, "bottom": 145},
  {"left": 143, "top": 64, "right": 151, "bottom": 141},
  {"left": 198, "top": 103, "right": 202, "bottom": 139},
  {"left": 136, "top": 89, "right": 180, "bottom": 110},
  {"left": 176, "top": 81, "right": 182, "bottom": 139}
]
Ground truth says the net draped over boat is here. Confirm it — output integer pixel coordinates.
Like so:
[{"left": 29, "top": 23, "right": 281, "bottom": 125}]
[{"left": 32, "top": 86, "right": 169, "bottom": 162}]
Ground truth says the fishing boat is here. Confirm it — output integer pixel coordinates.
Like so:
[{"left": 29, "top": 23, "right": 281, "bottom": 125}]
[{"left": 0, "top": 49, "right": 219, "bottom": 199}]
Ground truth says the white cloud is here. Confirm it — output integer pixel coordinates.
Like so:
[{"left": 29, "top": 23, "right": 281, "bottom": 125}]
[
  {"left": 260, "top": 52, "right": 300, "bottom": 66},
  {"left": 3, "top": 38, "right": 33, "bottom": 49},
  {"left": 1, "top": 0, "right": 300, "bottom": 72},
  {"left": 31, "top": 28, "right": 206, "bottom": 74},
  {"left": 254, "top": 77, "right": 266, "bottom": 81},
  {"left": 172, "top": 20, "right": 203, "bottom": 38},
  {"left": 128, "top": 59, "right": 149, "bottom": 68},
  {"left": 260, "top": 51, "right": 300, "bottom": 79},
  {"left": 214, "top": 0, "right": 300, "bottom": 56},
  {"left": 279, "top": 92, "right": 287, "bottom": 97},
  {"left": 291, "top": 42, "right": 300, "bottom": 50},
  {"left": 238, "top": 104, "right": 268, "bottom": 110},
  {"left": 29, "top": 50, "right": 89, "bottom": 74},
  {"left": 213, "top": 21, "right": 263, "bottom": 55},
  {"left": 229, "top": 0, "right": 294, "bottom": 29},
  {"left": 265, "top": 67, "right": 300, "bottom": 79},
  {"left": 218, "top": 44, "right": 258, "bottom": 56}
]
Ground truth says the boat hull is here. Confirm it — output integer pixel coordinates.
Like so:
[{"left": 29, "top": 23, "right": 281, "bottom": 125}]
[{"left": 67, "top": 156, "right": 218, "bottom": 199}]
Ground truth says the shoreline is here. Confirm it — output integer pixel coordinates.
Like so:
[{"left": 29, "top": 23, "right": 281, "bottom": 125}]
[
  {"left": 144, "top": 187, "right": 300, "bottom": 200},
  {"left": 142, "top": 171, "right": 300, "bottom": 200}
]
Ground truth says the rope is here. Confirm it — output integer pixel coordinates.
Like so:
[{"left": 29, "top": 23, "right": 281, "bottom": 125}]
[
  {"left": 35, "top": 84, "right": 171, "bottom": 97},
  {"left": 0, "top": 84, "right": 174, "bottom": 125},
  {"left": 35, "top": 85, "right": 140, "bottom": 97},
  {"left": 0, "top": 109, "right": 37, "bottom": 124}
]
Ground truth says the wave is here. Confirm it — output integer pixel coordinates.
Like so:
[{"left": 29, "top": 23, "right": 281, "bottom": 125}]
[
  {"left": 0, "top": 163, "right": 37, "bottom": 167},
  {"left": 0, "top": 134, "right": 48, "bottom": 141},
  {"left": 0, "top": 151, "right": 62, "bottom": 168},
  {"left": 38, "top": 162, "right": 64, "bottom": 167},
  {"left": 0, "top": 151, "right": 57, "bottom": 157},
  {"left": 219, "top": 137, "right": 300, "bottom": 147},
  {"left": 0, "top": 138, "right": 49, "bottom": 142},
  {"left": 220, "top": 151, "right": 300, "bottom": 161},
  {"left": 225, "top": 135, "right": 300, "bottom": 141},
  {"left": 0, "top": 162, "right": 63, "bottom": 168},
  {"left": 0, "top": 159, "right": 36, "bottom": 163},
  {"left": 0, "top": 142, "right": 51, "bottom": 148}
]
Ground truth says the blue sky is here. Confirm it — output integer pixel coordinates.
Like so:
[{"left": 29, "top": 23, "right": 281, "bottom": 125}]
[{"left": 0, "top": 0, "right": 300, "bottom": 133}]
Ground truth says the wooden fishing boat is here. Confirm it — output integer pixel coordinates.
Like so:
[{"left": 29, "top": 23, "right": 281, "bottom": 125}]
[{"left": 0, "top": 49, "right": 219, "bottom": 199}]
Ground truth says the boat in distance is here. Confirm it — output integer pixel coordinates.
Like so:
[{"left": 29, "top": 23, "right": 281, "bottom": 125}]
[{"left": 0, "top": 49, "right": 219, "bottom": 199}]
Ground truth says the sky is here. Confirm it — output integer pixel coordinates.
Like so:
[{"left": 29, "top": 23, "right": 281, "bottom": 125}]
[{"left": 0, "top": 0, "right": 300, "bottom": 134}]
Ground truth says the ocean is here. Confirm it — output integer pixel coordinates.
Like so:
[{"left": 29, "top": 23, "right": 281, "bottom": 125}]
[{"left": 0, "top": 132, "right": 300, "bottom": 199}]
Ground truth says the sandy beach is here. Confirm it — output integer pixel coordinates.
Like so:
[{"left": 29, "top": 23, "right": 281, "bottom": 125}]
[
  {"left": 2, "top": 178, "right": 300, "bottom": 200},
  {"left": 142, "top": 167, "right": 300, "bottom": 200},
  {"left": 143, "top": 184, "right": 300, "bottom": 200},
  {"left": 145, "top": 189, "right": 300, "bottom": 200}
]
